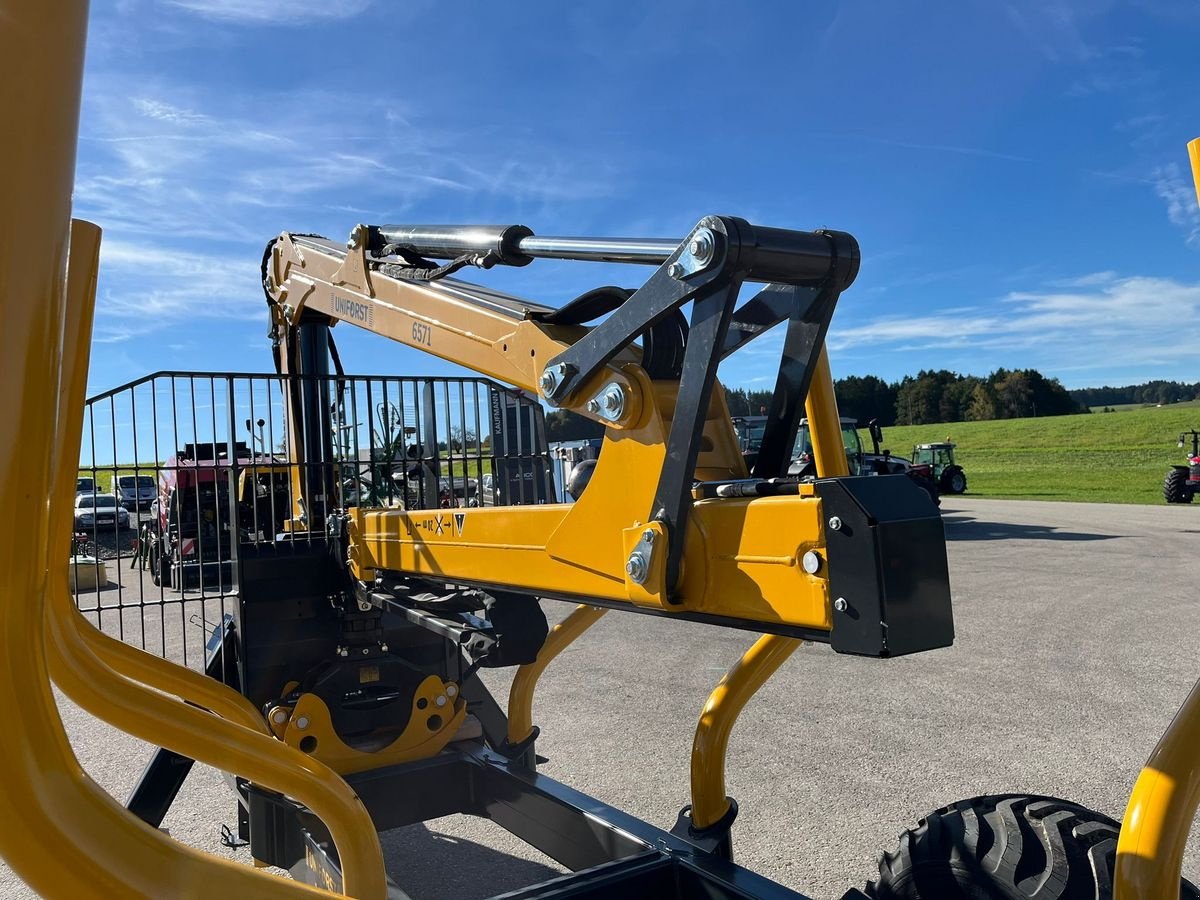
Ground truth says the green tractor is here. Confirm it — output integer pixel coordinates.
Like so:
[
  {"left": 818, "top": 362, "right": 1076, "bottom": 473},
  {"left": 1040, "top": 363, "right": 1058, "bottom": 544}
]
[{"left": 911, "top": 441, "right": 968, "bottom": 494}]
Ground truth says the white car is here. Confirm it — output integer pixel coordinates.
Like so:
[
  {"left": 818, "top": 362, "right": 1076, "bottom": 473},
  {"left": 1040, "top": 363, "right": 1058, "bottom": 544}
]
[{"left": 74, "top": 492, "right": 130, "bottom": 531}]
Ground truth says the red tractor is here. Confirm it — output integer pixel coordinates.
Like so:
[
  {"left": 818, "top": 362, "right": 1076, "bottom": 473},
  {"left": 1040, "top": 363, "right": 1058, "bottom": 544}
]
[
  {"left": 147, "top": 442, "right": 288, "bottom": 589},
  {"left": 1164, "top": 430, "right": 1200, "bottom": 504}
]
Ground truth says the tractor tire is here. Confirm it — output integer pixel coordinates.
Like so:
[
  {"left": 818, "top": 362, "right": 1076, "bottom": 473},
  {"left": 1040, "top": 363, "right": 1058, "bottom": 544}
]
[
  {"left": 909, "top": 473, "right": 941, "bottom": 508},
  {"left": 942, "top": 467, "right": 967, "bottom": 494},
  {"left": 149, "top": 542, "right": 171, "bottom": 587},
  {"left": 1164, "top": 468, "right": 1194, "bottom": 504},
  {"left": 868, "top": 794, "right": 1200, "bottom": 900}
]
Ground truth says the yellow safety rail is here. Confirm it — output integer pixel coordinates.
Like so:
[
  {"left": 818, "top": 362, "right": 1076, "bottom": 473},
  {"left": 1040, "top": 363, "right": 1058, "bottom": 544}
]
[
  {"left": 1114, "top": 138, "right": 1200, "bottom": 899},
  {"left": 0, "top": 2, "right": 386, "bottom": 896}
]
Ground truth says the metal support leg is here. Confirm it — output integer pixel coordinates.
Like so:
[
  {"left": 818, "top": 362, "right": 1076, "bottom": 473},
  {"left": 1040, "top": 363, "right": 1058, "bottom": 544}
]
[
  {"left": 506, "top": 605, "right": 606, "bottom": 751},
  {"left": 685, "top": 635, "right": 801, "bottom": 837},
  {"left": 680, "top": 349, "right": 847, "bottom": 853},
  {"left": 1115, "top": 675, "right": 1200, "bottom": 899}
]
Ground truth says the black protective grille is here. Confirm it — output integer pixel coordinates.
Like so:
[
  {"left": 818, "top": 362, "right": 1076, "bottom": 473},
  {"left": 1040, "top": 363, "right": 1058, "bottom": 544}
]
[{"left": 71, "top": 371, "right": 553, "bottom": 669}]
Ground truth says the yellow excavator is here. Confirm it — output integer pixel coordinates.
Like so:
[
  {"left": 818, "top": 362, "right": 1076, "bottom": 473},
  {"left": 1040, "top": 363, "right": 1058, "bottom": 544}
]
[{"left": 3, "top": 3, "right": 1200, "bottom": 898}]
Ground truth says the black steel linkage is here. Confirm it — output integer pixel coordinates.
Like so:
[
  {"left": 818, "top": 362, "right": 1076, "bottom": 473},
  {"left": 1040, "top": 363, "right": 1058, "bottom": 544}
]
[
  {"left": 458, "top": 667, "right": 519, "bottom": 756},
  {"left": 718, "top": 283, "right": 821, "bottom": 360},
  {"left": 540, "top": 218, "right": 857, "bottom": 406},
  {"left": 750, "top": 282, "right": 841, "bottom": 479},
  {"left": 651, "top": 282, "right": 741, "bottom": 594},
  {"left": 542, "top": 247, "right": 724, "bottom": 400}
]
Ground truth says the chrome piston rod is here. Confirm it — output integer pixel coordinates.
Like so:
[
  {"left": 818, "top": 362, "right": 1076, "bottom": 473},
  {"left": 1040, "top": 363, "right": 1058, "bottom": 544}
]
[
  {"left": 371, "top": 224, "right": 678, "bottom": 267},
  {"left": 515, "top": 234, "right": 678, "bottom": 265}
]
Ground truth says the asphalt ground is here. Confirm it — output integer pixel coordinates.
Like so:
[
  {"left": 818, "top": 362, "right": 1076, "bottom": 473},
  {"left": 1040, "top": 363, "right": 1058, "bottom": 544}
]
[{"left": 3, "top": 496, "right": 1199, "bottom": 899}]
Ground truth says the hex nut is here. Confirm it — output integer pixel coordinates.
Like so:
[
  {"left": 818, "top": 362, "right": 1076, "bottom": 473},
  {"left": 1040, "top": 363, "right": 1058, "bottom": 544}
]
[{"left": 625, "top": 551, "right": 648, "bottom": 584}]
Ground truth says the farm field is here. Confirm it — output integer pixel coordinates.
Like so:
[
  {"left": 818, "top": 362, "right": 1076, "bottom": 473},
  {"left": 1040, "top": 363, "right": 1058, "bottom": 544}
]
[{"left": 882, "top": 405, "right": 1200, "bottom": 504}]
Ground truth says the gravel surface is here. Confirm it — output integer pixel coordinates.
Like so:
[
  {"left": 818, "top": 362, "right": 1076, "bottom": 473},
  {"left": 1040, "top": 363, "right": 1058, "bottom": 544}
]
[{"left": 5, "top": 496, "right": 1199, "bottom": 898}]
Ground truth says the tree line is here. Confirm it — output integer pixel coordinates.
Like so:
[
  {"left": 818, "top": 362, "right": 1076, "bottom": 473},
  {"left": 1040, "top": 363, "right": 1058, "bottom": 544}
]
[
  {"left": 1069, "top": 380, "right": 1200, "bottom": 409},
  {"left": 727, "top": 368, "right": 1085, "bottom": 426}
]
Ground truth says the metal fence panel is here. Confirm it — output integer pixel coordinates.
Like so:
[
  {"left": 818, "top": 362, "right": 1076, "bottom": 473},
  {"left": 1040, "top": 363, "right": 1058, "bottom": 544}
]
[{"left": 70, "top": 371, "right": 554, "bottom": 668}]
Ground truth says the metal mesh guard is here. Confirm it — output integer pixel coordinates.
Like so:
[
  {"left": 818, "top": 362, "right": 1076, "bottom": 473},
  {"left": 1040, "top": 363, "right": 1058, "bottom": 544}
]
[{"left": 70, "top": 371, "right": 553, "bottom": 670}]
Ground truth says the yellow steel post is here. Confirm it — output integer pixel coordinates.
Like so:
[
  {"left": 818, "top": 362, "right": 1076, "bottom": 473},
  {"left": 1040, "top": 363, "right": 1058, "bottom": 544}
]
[
  {"left": 1114, "top": 677, "right": 1200, "bottom": 899},
  {"left": 689, "top": 346, "right": 848, "bottom": 830},
  {"left": 45, "top": 220, "right": 387, "bottom": 896},
  {"left": 805, "top": 346, "right": 850, "bottom": 480},
  {"left": 57, "top": 225, "right": 270, "bottom": 733},
  {"left": 0, "top": 3, "right": 377, "bottom": 895},
  {"left": 1114, "top": 139, "right": 1200, "bottom": 899},
  {"left": 688, "top": 633, "right": 800, "bottom": 829},
  {"left": 1188, "top": 138, "right": 1200, "bottom": 210},
  {"left": 508, "top": 604, "right": 607, "bottom": 744}
]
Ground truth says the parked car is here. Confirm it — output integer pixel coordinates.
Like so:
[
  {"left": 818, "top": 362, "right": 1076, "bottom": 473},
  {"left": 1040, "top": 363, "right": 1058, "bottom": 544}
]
[
  {"left": 74, "top": 492, "right": 129, "bottom": 531},
  {"left": 115, "top": 473, "right": 157, "bottom": 511},
  {"left": 75, "top": 476, "right": 95, "bottom": 496}
]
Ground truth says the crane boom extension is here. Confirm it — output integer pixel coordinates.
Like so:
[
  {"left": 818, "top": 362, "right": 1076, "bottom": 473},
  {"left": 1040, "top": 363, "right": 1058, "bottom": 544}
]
[{"left": 264, "top": 216, "right": 953, "bottom": 656}]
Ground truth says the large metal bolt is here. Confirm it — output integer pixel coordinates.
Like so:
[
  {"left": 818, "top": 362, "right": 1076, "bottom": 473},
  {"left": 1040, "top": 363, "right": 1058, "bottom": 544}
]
[
  {"left": 602, "top": 385, "right": 624, "bottom": 413},
  {"left": 586, "top": 399, "right": 601, "bottom": 414},
  {"left": 540, "top": 369, "right": 557, "bottom": 395},
  {"left": 689, "top": 229, "right": 714, "bottom": 263},
  {"left": 833, "top": 597, "right": 848, "bottom": 613},
  {"left": 827, "top": 516, "right": 843, "bottom": 532},
  {"left": 295, "top": 716, "right": 310, "bottom": 730},
  {"left": 801, "top": 550, "right": 822, "bottom": 574},
  {"left": 641, "top": 528, "right": 655, "bottom": 544},
  {"left": 626, "top": 551, "right": 648, "bottom": 584},
  {"left": 668, "top": 262, "right": 685, "bottom": 279}
]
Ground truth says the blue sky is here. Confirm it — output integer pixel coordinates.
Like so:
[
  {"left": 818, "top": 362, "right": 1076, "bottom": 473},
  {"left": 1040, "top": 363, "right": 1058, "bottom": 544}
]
[{"left": 76, "top": 0, "right": 1200, "bottom": 396}]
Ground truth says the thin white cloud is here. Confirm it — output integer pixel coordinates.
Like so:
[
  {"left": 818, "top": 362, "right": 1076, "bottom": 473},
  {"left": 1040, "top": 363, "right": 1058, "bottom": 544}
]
[
  {"left": 165, "top": 0, "right": 372, "bottom": 24},
  {"left": 822, "top": 272, "right": 1200, "bottom": 383},
  {"left": 810, "top": 131, "right": 1033, "bottom": 164},
  {"left": 998, "top": 0, "right": 1098, "bottom": 63},
  {"left": 1154, "top": 163, "right": 1200, "bottom": 246},
  {"left": 75, "top": 76, "right": 622, "bottom": 346},
  {"left": 132, "top": 98, "right": 210, "bottom": 125},
  {"left": 92, "top": 238, "right": 264, "bottom": 343}
]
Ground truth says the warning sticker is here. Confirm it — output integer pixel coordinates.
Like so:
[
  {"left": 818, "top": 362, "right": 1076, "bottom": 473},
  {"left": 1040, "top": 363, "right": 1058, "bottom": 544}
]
[{"left": 453, "top": 512, "right": 465, "bottom": 535}]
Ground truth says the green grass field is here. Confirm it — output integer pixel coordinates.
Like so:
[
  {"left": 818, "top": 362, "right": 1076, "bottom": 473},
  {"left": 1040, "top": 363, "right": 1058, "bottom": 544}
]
[{"left": 881, "top": 406, "right": 1200, "bottom": 505}]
